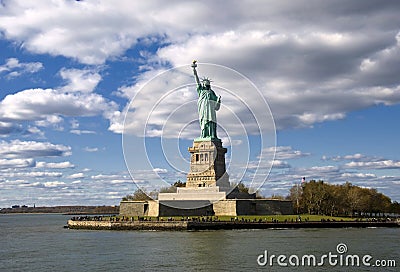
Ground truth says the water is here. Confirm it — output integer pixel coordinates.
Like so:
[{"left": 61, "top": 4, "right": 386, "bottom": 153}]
[{"left": 0, "top": 214, "right": 398, "bottom": 271}]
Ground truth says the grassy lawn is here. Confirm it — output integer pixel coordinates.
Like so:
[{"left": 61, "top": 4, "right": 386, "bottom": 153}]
[{"left": 194, "top": 214, "right": 356, "bottom": 222}]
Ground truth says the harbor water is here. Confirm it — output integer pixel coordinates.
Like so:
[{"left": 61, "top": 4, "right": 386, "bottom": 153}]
[{"left": 1, "top": 214, "right": 398, "bottom": 271}]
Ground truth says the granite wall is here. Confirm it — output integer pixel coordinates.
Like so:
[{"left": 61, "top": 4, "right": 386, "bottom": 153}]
[
  {"left": 119, "top": 201, "right": 148, "bottom": 216},
  {"left": 120, "top": 199, "right": 293, "bottom": 217}
]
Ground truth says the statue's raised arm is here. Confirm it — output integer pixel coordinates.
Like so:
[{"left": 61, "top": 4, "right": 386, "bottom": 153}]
[{"left": 191, "top": 60, "right": 201, "bottom": 87}]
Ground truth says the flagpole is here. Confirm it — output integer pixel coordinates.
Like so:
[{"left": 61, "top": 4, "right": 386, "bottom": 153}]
[{"left": 296, "top": 180, "right": 299, "bottom": 214}]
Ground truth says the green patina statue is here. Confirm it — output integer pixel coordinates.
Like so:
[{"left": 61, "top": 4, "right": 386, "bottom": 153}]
[{"left": 191, "top": 60, "right": 221, "bottom": 140}]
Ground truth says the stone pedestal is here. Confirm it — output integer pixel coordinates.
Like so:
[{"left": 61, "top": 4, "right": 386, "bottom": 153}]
[
  {"left": 158, "top": 187, "right": 226, "bottom": 201},
  {"left": 157, "top": 138, "right": 230, "bottom": 204},
  {"left": 186, "top": 138, "right": 230, "bottom": 189},
  {"left": 119, "top": 199, "right": 294, "bottom": 217}
]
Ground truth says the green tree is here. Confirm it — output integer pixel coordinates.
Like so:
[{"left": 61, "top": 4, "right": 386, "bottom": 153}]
[
  {"left": 236, "top": 182, "right": 249, "bottom": 193},
  {"left": 159, "top": 180, "right": 187, "bottom": 193},
  {"left": 323, "top": 184, "right": 343, "bottom": 216},
  {"left": 122, "top": 189, "right": 152, "bottom": 201},
  {"left": 293, "top": 180, "right": 394, "bottom": 217},
  {"left": 389, "top": 201, "right": 400, "bottom": 214},
  {"left": 347, "top": 185, "right": 365, "bottom": 216},
  {"left": 173, "top": 180, "right": 186, "bottom": 187},
  {"left": 288, "top": 184, "right": 303, "bottom": 214},
  {"left": 301, "top": 180, "right": 329, "bottom": 214},
  {"left": 270, "top": 194, "right": 285, "bottom": 200}
]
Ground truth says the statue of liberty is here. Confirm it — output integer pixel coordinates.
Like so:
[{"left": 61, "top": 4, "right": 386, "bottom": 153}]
[{"left": 191, "top": 60, "right": 221, "bottom": 140}]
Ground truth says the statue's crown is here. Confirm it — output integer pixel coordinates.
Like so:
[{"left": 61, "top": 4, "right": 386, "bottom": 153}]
[{"left": 201, "top": 77, "right": 212, "bottom": 85}]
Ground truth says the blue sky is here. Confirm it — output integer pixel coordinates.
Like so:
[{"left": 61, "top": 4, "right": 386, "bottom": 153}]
[{"left": 0, "top": 0, "right": 399, "bottom": 207}]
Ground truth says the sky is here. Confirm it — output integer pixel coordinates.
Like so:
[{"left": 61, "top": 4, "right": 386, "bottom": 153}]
[{"left": 0, "top": 0, "right": 399, "bottom": 207}]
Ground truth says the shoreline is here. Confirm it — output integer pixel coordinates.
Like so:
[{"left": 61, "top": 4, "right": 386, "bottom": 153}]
[
  {"left": 67, "top": 220, "right": 400, "bottom": 231},
  {"left": 0, "top": 205, "right": 119, "bottom": 215},
  {"left": 0, "top": 212, "right": 118, "bottom": 215}
]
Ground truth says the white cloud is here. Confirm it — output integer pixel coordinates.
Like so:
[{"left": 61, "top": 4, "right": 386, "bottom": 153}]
[
  {"left": 0, "top": 88, "right": 118, "bottom": 122},
  {"left": 70, "top": 119, "right": 79, "bottom": 129},
  {"left": 70, "top": 130, "right": 96, "bottom": 135},
  {"left": 219, "top": 137, "right": 243, "bottom": 147},
  {"left": 59, "top": 68, "right": 102, "bottom": 93},
  {"left": 1, "top": 1, "right": 399, "bottom": 132},
  {"left": 153, "top": 168, "right": 168, "bottom": 173},
  {"left": 34, "top": 115, "right": 63, "bottom": 127},
  {"left": 43, "top": 181, "right": 65, "bottom": 188},
  {"left": 0, "top": 57, "right": 43, "bottom": 78},
  {"left": 0, "top": 88, "right": 121, "bottom": 134},
  {"left": 0, "top": 139, "right": 71, "bottom": 159},
  {"left": 83, "top": 147, "right": 98, "bottom": 152},
  {"left": 116, "top": 71, "right": 197, "bottom": 137},
  {"left": 271, "top": 160, "right": 291, "bottom": 169},
  {"left": 341, "top": 173, "right": 377, "bottom": 179},
  {"left": 0, "top": 122, "right": 22, "bottom": 135},
  {"left": 324, "top": 153, "right": 368, "bottom": 161},
  {"left": 3, "top": 171, "right": 63, "bottom": 178},
  {"left": 91, "top": 174, "right": 124, "bottom": 180},
  {"left": 271, "top": 165, "right": 341, "bottom": 183},
  {"left": 29, "top": 172, "right": 63, "bottom": 178},
  {"left": 0, "top": 0, "right": 207, "bottom": 64},
  {"left": 345, "top": 160, "right": 400, "bottom": 170},
  {"left": 0, "top": 158, "right": 35, "bottom": 169},
  {"left": 263, "top": 146, "right": 311, "bottom": 160},
  {"left": 324, "top": 153, "right": 400, "bottom": 170},
  {"left": 307, "top": 165, "right": 340, "bottom": 173},
  {"left": 36, "top": 161, "right": 75, "bottom": 169},
  {"left": 156, "top": 31, "right": 400, "bottom": 130},
  {"left": 110, "top": 179, "right": 132, "bottom": 184},
  {"left": 18, "top": 181, "right": 41, "bottom": 188},
  {"left": 25, "top": 126, "right": 44, "bottom": 137},
  {"left": 67, "top": 173, "right": 85, "bottom": 179}
]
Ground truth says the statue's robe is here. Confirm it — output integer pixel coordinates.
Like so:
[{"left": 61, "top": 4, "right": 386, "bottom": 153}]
[{"left": 197, "top": 85, "right": 220, "bottom": 139}]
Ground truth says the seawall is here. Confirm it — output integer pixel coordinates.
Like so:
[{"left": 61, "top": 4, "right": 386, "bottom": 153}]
[
  {"left": 67, "top": 220, "right": 399, "bottom": 231},
  {"left": 67, "top": 220, "right": 188, "bottom": 230}
]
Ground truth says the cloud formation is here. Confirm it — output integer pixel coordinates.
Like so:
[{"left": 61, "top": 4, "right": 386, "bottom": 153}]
[
  {"left": 67, "top": 173, "right": 85, "bottom": 179},
  {"left": 0, "top": 58, "right": 43, "bottom": 78},
  {"left": 0, "top": 87, "right": 120, "bottom": 137},
  {"left": 1, "top": 1, "right": 400, "bottom": 133},
  {"left": 0, "top": 88, "right": 117, "bottom": 122},
  {"left": 0, "top": 158, "right": 35, "bottom": 169},
  {"left": 59, "top": 68, "right": 102, "bottom": 93},
  {"left": 345, "top": 160, "right": 400, "bottom": 170},
  {"left": 0, "top": 140, "right": 71, "bottom": 159},
  {"left": 263, "top": 146, "right": 311, "bottom": 160},
  {"left": 36, "top": 161, "right": 74, "bottom": 169}
]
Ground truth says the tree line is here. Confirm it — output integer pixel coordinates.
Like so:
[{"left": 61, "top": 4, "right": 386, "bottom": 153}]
[{"left": 289, "top": 180, "right": 400, "bottom": 216}]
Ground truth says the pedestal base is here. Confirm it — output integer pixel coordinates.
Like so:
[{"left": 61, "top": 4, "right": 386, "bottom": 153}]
[
  {"left": 186, "top": 139, "right": 230, "bottom": 188},
  {"left": 119, "top": 199, "right": 294, "bottom": 217},
  {"left": 158, "top": 186, "right": 226, "bottom": 202}
]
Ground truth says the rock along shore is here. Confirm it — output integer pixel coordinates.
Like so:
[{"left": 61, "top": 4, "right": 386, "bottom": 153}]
[{"left": 67, "top": 220, "right": 400, "bottom": 231}]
